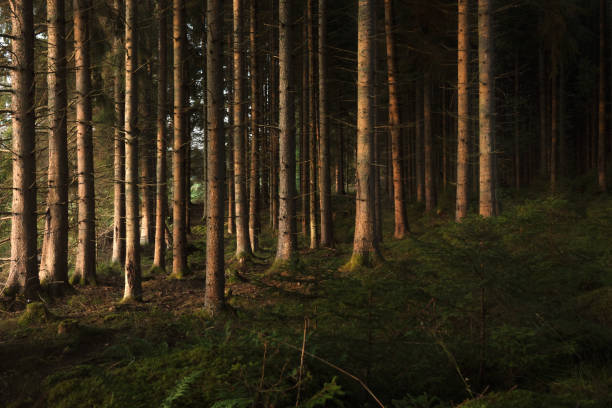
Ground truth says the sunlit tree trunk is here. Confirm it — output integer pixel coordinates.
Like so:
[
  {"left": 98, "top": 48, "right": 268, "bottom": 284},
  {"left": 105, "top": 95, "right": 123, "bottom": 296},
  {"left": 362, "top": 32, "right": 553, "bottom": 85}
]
[
  {"left": 346, "top": 0, "right": 379, "bottom": 268},
  {"left": 171, "top": 0, "right": 187, "bottom": 277},
  {"left": 205, "top": 0, "right": 225, "bottom": 314},
  {"left": 153, "top": 0, "right": 168, "bottom": 270},
  {"left": 478, "top": 0, "right": 494, "bottom": 217},
  {"left": 275, "top": 0, "right": 297, "bottom": 263},
  {"left": 123, "top": 0, "right": 142, "bottom": 301},
  {"left": 301, "top": 17, "right": 309, "bottom": 237},
  {"left": 307, "top": 0, "right": 317, "bottom": 249},
  {"left": 73, "top": 0, "right": 96, "bottom": 284},
  {"left": 248, "top": 0, "right": 260, "bottom": 252},
  {"left": 41, "top": 0, "right": 69, "bottom": 292},
  {"left": 111, "top": 0, "right": 126, "bottom": 266},
  {"left": 599, "top": 0, "right": 607, "bottom": 192},
  {"left": 3, "top": 0, "right": 38, "bottom": 298},
  {"left": 233, "top": 0, "right": 252, "bottom": 259}
]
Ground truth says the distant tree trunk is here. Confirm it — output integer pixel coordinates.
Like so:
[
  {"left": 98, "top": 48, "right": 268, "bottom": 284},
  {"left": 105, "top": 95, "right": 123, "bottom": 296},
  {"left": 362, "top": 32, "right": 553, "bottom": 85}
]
[
  {"left": 123, "top": 0, "right": 142, "bottom": 301},
  {"left": 599, "top": 0, "right": 607, "bottom": 192},
  {"left": 41, "top": 0, "right": 69, "bottom": 291},
  {"left": 307, "top": 0, "right": 317, "bottom": 249},
  {"left": 550, "top": 64, "right": 558, "bottom": 193},
  {"left": 270, "top": 0, "right": 279, "bottom": 232},
  {"left": 233, "top": 0, "right": 252, "bottom": 259},
  {"left": 205, "top": 0, "right": 226, "bottom": 314},
  {"left": 140, "top": 60, "right": 156, "bottom": 246},
  {"left": 3, "top": 0, "right": 38, "bottom": 298},
  {"left": 318, "top": 0, "right": 333, "bottom": 247},
  {"left": 336, "top": 126, "right": 345, "bottom": 194},
  {"left": 275, "top": 0, "right": 297, "bottom": 263},
  {"left": 415, "top": 81, "right": 424, "bottom": 203},
  {"left": 153, "top": 0, "right": 168, "bottom": 271},
  {"left": 301, "top": 17, "right": 309, "bottom": 237},
  {"left": 538, "top": 46, "right": 547, "bottom": 178},
  {"left": 111, "top": 0, "right": 126, "bottom": 266},
  {"left": 172, "top": 0, "right": 187, "bottom": 278},
  {"left": 478, "top": 0, "right": 494, "bottom": 217},
  {"left": 73, "top": 0, "right": 96, "bottom": 284},
  {"left": 514, "top": 52, "right": 520, "bottom": 190},
  {"left": 248, "top": 0, "right": 260, "bottom": 252},
  {"left": 346, "top": 0, "right": 379, "bottom": 268},
  {"left": 424, "top": 74, "right": 434, "bottom": 213}
]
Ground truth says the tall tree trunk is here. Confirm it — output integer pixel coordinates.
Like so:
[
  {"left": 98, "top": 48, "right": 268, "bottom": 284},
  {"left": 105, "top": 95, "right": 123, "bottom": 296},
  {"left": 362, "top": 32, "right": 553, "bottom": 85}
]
[
  {"left": 140, "top": 59, "right": 156, "bottom": 246},
  {"left": 538, "top": 46, "right": 547, "bottom": 178},
  {"left": 514, "top": 52, "right": 520, "bottom": 190},
  {"left": 270, "top": 0, "right": 279, "bottom": 231},
  {"left": 3, "top": 0, "right": 38, "bottom": 298},
  {"left": 307, "top": 0, "right": 317, "bottom": 249},
  {"left": 415, "top": 81, "right": 423, "bottom": 203},
  {"left": 599, "top": 0, "right": 607, "bottom": 192},
  {"left": 73, "top": 0, "right": 96, "bottom": 284},
  {"left": 301, "top": 18, "right": 309, "bottom": 237},
  {"left": 275, "top": 0, "right": 297, "bottom": 263},
  {"left": 153, "top": 0, "right": 168, "bottom": 270},
  {"left": 233, "top": 0, "right": 252, "bottom": 259},
  {"left": 205, "top": 0, "right": 226, "bottom": 314},
  {"left": 123, "top": 0, "right": 142, "bottom": 301},
  {"left": 172, "top": 0, "right": 187, "bottom": 277},
  {"left": 41, "top": 0, "right": 69, "bottom": 292},
  {"left": 346, "top": 0, "right": 379, "bottom": 268},
  {"left": 318, "top": 0, "right": 333, "bottom": 247},
  {"left": 478, "top": 0, "right": 494, "bottom": 217},
  {"left": 424, "top": 74, "right": 434, "bottom": 213},
  {"left": 337, "top": 125, "right": 345, "bottom": 194},
  {"left": 111, "top": 0, "right": 126, "bottom": 266},
  {"left": 249, "top": 0, "right": 260, "bottom": 252},
  {"left": 550, "top": 65, "right": 558, "bottom": 193}
]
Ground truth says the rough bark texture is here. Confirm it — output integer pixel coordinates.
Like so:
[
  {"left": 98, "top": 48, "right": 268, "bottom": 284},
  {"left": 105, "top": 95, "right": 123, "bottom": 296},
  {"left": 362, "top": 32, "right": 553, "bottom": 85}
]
[
  {"left": 41, "top": 0, "right": 69, "bottom": 290},
  {"left": 599, "top": 0, "right": 607, "bottom": 192},
  {"left": 275, "top": 0, "right": 297, "bottom": 263},
  {"left": 456, "top": 0, "right": 469, "bottom": 221},
  {"left": 415, "top": 82, "right": 423, "bottom": 203},
  {"left": 478, "top": 0, "right": 494, "bottom": 217},
  {"left": 318, "top": 0, "right": 333, "bottom": 247},
  {"left": 347, "top": 0, "right": 379, "bottom": 267},
  {"left": 205, "top": 0, "right": 226, "bottom": 314},
  {"left": 248, "top": 0, "right": 260, "bottom": 252},
  {"left": 153, "top": 0, "right": 168, "bottom": 270},
  {"left": 73, "top": 0, "right": 97, "bottom": 284},
  {"left": 307, "top": 0, "right": 317, "bottom": 249},
  {"left": 172, "top": 0, "right": 187, "bottom": 277},
  {"left": 123, "top": 0, "right": 142, "bottom": 301},
  {"left": 301, "top": 18, "right": 309, "bottom": 237},
  {"left": 233, "top": 0, "right": 252, "bottom": 258},
  {"left": 111, "top": 0, "right": 126, "bottom": 266},
  {"left": 384, "top": 0, "right": 407, "bottom": 238},
  {"left": 4, "top": 0, "right": 38, "bottom": 298}
]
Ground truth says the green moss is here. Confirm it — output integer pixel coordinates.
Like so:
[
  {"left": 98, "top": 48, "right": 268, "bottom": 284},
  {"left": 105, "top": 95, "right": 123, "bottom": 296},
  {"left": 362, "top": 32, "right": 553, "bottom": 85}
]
[{"left": 19, "top": 302, "right": 54, "bottom": 325}]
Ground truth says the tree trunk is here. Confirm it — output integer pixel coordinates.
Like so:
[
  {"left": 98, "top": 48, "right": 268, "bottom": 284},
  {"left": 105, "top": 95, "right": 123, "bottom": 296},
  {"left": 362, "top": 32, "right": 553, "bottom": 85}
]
[
  {"left": 599, "top": 0, "right": 607, "bottom": 192},
  {"left": 301, "top": 18, "right": 309, "bottom": 237},
  {"left": 275, "top": 0, "right": 297, "bottom": 263},
  {"left": 550, "top": 65, "right": 558, "bottom": 193},
  {"left": 307, "top": 0, "right": 317, "bottom": 249},
  {"left": 415, "top": 81, "right": 423, "bottom": 203},
  {"left": 248, "top": 0, "right": 260, "bottom": 253},
  {"left": 111, "top": 0, "right": 126, "bottom": 266},
  {"left": 3, "top": 0, "right": 38, "bottom": 298},
  {"left": 424, "top": 74, "right": 434, "bottom": 213},
  {"left": 205, "top": 0, "right": 226, "bottom": 314},
  {"left": 153, "top": 0, "right": 168, "bottom": 270},
  {"left": 538, "top": 46, "right": 547, "bottom": 178},
  {"left": 514, "top": 52, "right": 520, "bottom": 190},
  {"left": 233, "top": 0, "right": 252, "bottom": 259},
  {"left": 346, "top": 0, "right": 379, "bottom": 268},
  {"left": 123, "top": 0, "right": 142, "bottom": 301},
  {"left": 41, "top": 0, "right": 69, "bottom": 292},
  {"left": 337, "top": 125, "right": 345, "bottom": 194},
  {"left": 73, "top": 0, "right": 97, "bottom": 284},
  {"left": 318, "top": 0, "right": 333, "bottom": 247},
  {"left": 140, "top": 60, "right": 156, "bottom": 246},
  {"left": 172, "top": 0, "right": 187, "bottom": 277},
  {"left": 478, "top": 0, "right": 494, "bottom": 217}
]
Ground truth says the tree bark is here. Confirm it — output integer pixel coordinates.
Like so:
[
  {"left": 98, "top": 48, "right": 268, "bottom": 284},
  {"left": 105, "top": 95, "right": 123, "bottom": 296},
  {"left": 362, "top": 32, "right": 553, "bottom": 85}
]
[
  {"left": 172, "top": 0, "right": 187, "bottom": 277},
  {"left": 599, "top": 0, "right": 607, "bottom": 192},
  {"left": 346, "top": 0, "right": 379, "bottom": 268},
  {"left": 550, "top": 65, "right": 558, "bottom": 193},
  {"left": 3, "top": 0, "right": 38, "bottom": 298},
  {"left": 275, "top": 0, "right": 297, "bottom": 263},
  {"left": 153, "top": 0, "right": 168, "bottom": 270},
  {"left": 205, "top": 0, "right": 226, "bottom": 314},
  {"left": 307, "top": 0, "right": 317, "bottom": 249},
  {"left": 478, "top": 0, "right": 494, "bottom": 217},
  {"left": 111, "top": 0, "right": 126, "bottom": 266},
  {"left": 424, "top": 73, "right": 434, "bottom": 213},
  {"left": 123, "top": 0, "right": 142, "bottom": 301},
  {"left": 73, "top": 0, "right": 97, "bottom": 284},
  {"left": 318, "top": 0, "right": 333, "bottom": 247},
  {"left": 233, "top": 0, "right": 252, "bottom": 259},
  {"left": 248, "top": 0, "right": 260, "bottom": 252},
  {"left": 415, "top": 81, "right": 423, "bottom": 203},
  {"left": 41, "top": 0, "right": 69, "bottom": 292}
]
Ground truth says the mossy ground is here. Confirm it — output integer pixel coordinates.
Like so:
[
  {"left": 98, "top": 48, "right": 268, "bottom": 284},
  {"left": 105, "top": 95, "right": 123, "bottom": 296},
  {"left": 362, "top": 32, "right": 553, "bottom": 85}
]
[{"left": 1, "top": 192, "right": 612, "bottom": 407}]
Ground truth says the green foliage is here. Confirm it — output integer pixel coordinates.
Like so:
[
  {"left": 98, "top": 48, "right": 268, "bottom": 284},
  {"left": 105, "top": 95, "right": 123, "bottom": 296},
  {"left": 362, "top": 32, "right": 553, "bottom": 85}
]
[
  {"left": 161, "top": 369, "right": 204, "bottom": 408},
  {"left": 302, "top": 377, "right": 345, "bottom": 407}
]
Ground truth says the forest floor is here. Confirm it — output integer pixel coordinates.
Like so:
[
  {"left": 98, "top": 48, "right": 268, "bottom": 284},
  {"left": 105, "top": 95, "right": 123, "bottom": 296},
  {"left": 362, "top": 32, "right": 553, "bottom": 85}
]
[{"left": 1, "top": 192, "right": 612, "bottom": 408}]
